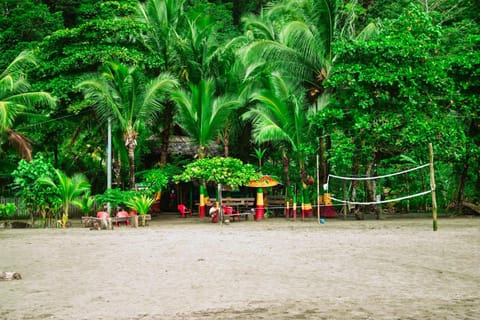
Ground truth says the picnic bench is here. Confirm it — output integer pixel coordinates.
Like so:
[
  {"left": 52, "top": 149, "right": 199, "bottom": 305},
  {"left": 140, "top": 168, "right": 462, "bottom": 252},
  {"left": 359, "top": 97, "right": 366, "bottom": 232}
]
[
  {"left": 81, "top": 214, "right": 151, "bottom": 228},
  {"left": 222, "top": 197, "right": 255, "bottom": 221},
  {"left": 266, "top": 195, "right": 287, "bottom": 217}
]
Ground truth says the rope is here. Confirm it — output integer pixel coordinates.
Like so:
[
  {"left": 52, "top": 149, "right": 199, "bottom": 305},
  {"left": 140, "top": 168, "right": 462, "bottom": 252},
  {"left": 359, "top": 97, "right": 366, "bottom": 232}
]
[
  {"left": 327, "top": 163, "right": 430, "bottom": 183},
  {"left": 329, "top": 190, "right": 432, "bottom": 206}
]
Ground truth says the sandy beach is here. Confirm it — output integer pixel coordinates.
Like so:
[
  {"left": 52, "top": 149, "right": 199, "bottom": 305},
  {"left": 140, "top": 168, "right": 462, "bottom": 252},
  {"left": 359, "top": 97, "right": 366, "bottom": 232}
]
[{"left": 1, "top": 215, "right": 479, "bottom": 319}]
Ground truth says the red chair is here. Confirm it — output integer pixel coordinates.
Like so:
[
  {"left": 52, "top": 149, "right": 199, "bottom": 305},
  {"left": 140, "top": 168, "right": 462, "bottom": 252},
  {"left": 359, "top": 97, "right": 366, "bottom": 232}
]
[
  {"left": 96, "top": 211, "right": 109, "bottom": 219},
  {"left": 177, "top": 204, "right": 192, "bottom": 218},
  {"left": 222, "top": 205, "right": 240, "bottom": 222},
  {"left": 115, "top": 210, "right": 130, "bottom": 226}
]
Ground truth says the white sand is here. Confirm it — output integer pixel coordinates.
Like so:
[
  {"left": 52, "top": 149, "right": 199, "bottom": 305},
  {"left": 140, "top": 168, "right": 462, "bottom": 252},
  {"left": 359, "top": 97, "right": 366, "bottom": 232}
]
[{"left": 1, "top": 216, "right": 479, "bottom": 319}]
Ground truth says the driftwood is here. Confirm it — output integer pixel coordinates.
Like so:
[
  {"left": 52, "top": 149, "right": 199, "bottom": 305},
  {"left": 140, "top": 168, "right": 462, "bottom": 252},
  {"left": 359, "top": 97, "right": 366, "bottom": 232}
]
[
  {"left": 462, "top": 202, "right": 480, "bottom": 215},
  {"left": 0, "top": 272, "right": 22, "bottom": 281}
]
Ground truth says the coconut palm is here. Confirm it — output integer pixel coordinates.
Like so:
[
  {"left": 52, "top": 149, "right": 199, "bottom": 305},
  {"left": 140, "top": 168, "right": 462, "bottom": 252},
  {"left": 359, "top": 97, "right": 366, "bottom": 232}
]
[
  {"left": 76, "top": 61, "right": 178, "bottom": 189},
  {"left": 0, "top": 51, "right": 56, "bottom": 160},
  {"left": 136, "top": 0, "right": 186, "bottom": 165},
  {"left": 243, "top": 72, "right": 314, "bottom": 215},
  {"left": 171, "top": 78, "right": 241, "bottom": 159},
  {"left": 38, "top": 169, "right": 91, "bottom": 228}
]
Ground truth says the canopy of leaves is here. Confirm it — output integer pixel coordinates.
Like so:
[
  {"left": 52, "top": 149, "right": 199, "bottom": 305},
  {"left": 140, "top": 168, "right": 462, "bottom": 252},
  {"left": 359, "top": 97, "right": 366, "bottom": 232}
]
[{"left": 175, "top": 157, "right": 260, "bottom": 189}]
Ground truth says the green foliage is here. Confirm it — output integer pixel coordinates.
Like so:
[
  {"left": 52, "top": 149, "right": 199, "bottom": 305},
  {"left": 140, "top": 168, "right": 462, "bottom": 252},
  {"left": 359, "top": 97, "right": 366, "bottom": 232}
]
[
  {"left": 323, "top": 4, "right": 451, "bottom": 163},
  {"left": 137, "top": 164, "right": 181, "bottom": 195},
  {"left": 94, "top": 188, "right": 136, "bottom": 210},
  {"left": 125, "top": 194, "right": 155, "bottom": 216},
  {"left": 0, "top": 202, "right": 17, "bottom": 219},
  {"left": 171, "top": 79, "right": 241, "bottom": 158},
  {"left": 0, "top": 1, "right": 64, "bottom": 67},
  {"left": 175, "top": 157, "right": 260, "bottom": 189},
  {"left": 37, "top": 169, "right": 91, "bottom": 227},
  {"left": 72, "top": 192, "right": 96, "bottom": 216},
  {"left": 11, "top": 154, "right": 59, "bottom": 217}
]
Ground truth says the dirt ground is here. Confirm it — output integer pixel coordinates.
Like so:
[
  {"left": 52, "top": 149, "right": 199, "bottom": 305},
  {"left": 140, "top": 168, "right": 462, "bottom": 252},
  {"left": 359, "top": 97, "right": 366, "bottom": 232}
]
[{"left": 1, "top": 215, "right": 479, "bottom": 320}]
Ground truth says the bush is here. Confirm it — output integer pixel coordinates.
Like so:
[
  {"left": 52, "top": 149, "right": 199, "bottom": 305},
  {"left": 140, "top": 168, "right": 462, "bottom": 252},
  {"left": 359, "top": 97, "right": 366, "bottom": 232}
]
[{"left": 0, "top": 203, "right": 17, "bottom": 219}]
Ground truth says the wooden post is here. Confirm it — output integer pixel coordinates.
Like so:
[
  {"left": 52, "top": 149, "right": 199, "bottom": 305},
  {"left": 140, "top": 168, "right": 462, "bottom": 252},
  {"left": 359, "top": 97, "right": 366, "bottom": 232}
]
[{"left": 429, "top": 143, "right": 438, "bottom": 231}]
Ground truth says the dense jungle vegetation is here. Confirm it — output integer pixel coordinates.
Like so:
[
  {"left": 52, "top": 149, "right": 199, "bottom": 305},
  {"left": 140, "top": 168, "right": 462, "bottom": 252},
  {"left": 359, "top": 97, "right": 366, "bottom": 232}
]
[{"left": 0, "top": 0, "right": 478, "bottom": 217}]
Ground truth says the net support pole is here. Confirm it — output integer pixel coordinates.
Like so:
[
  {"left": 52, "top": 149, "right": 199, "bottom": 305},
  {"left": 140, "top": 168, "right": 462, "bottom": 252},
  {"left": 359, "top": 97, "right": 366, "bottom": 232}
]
[
  {"left": 429, "top": 143, "right": 438, "bottom": 231},
  {"left": 316, "top": 154, "right": 320, "bottom": 224}
]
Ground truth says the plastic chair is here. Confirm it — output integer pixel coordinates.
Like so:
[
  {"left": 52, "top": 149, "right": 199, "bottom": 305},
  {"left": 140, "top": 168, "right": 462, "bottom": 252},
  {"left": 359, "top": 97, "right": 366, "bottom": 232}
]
[
  {"left": 177, "top": 204, "right": 192, "bottom": 218},
  {"left": 115, "top": 210, "right": 130, "bottom": 226},
  {"left": 96, "top": 211, "right": 109, "bottom": 219},
  {"left": 222, "top": 205, "right": 239, "bottom": 222}
]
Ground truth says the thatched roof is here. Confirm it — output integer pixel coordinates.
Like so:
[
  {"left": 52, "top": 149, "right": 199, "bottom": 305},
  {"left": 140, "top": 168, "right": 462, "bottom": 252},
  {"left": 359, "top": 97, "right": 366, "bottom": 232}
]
[{"left": 150, "top": 135, "right": 222, "bottom": 157}]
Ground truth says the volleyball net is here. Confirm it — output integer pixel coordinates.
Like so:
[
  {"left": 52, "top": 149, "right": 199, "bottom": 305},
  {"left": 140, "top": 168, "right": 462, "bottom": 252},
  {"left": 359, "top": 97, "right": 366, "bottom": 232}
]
[{"left": 325, "top": 163, "right": 432, "bottom": 206}]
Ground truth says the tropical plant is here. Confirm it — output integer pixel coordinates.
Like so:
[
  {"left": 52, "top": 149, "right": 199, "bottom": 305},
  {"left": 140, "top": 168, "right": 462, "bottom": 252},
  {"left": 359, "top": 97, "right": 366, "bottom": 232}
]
[
  {"left": 73, "top": 192, "right": 96, "bottom": 217},
  {"left": 0, "top": 51, "right": 56, "bottom": 160},
  {"left": 94, "top": 188, "right": 136, "bottom": 213},
  {"left": 136, "top": 0, "right": 186, "bottom": 165},
  {"left": 76, "top": 61, "right": 178, "bottom": 188},
  {"left": 243, "top": 71, "right": 315, "bottom": 215},
  {"left": 11, "top": 154, "right": 59, "bottom": 224},
  {"left": 0, "top": 203, "right": 17, "bottom": 219},
  {"left": 175, "top": 157, "right": 260, "bottom": 189},
  {"left": 171, "top": 78, "right": 241, "bottom": 159},
  {"left": 125, "top": 194, "right": 155, "bottom": 226},
  {"left": 38, "top": 169, "right": 91, "bottom": 228}
]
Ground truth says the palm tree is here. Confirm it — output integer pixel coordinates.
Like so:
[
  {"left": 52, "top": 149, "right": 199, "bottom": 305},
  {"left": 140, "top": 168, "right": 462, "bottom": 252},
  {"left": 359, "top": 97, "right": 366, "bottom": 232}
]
[
  {"left": 136, "top": 0, "right": 186, "bottom": 165},
  {"left": 38, "top": 169, "right": 91, "bottom": 228},
  {"left": 243, "top": 72, "right": 314, "bottom": 217},
  {"left": 171, "top": 79, "right": 241, "bottom": 159},
  {"left": 0, "top": 51, "right": 56, "bottom": 160},
  {"left": 171, "top": 78, "right": 241, "bottom": 218},
  {"left": 77, "top": 61, "right": 178, "bottom": 189}
]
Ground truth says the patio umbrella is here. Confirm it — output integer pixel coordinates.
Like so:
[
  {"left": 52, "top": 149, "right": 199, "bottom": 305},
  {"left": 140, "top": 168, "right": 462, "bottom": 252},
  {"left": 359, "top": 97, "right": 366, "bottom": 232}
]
[{"left": 247, "top": 175, "right": 280, "bottom": 220}]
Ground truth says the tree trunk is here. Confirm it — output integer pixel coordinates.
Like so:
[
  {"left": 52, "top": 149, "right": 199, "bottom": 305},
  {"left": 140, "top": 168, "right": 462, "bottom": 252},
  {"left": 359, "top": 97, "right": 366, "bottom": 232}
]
[
  {"left": 319, "top": 135, "right": 327, "bottom": 184},
  {"left": 159, "top": 101, "right": 175, "bottom": 165},
  {"left": 351, "top": 149, "right": 361, "bottom": 219},
  {"left": 281, "top": 149, "right": 290, "bottom": 186},
  {"left": 125, "top": 135, "right": 137, "bottom": 190},
  {"left": 456, "top": 161, "right": 469, "bottom": 214},
  {"left": 365, "top": 158, "right": 382, "bottom": 220}
]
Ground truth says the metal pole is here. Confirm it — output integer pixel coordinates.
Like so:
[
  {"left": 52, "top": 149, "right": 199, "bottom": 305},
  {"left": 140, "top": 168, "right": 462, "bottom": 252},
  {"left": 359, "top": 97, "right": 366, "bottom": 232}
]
[
  {"left": 316, "top": 154, "right": 320, "bottom": 223},
  {"left": 429, "top": 143, "right": 438, "bottom": 231},
  {"left": 107, "top": 117, "right": 112, "bottom": 215},
  {"left": 218, "top": 183, "right": 223, "bottom": 224}
]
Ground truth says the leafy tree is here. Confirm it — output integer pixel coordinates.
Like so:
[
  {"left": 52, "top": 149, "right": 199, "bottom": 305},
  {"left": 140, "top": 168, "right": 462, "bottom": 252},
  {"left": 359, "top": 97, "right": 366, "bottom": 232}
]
[
  {"left": 77, "top": 61, "right": 178, "bottom": 188},
  {"left": 11, "top": 154, "right": 59, "bottom": 225},
  {"left": 319, "top": 4, "right": 454, "bottom": 213},
  {"left": 175, "top": 157, "right": 260, "bottom": 189},
  {"left": 0, "top": 0, "right": 63, "bottom": 67}
]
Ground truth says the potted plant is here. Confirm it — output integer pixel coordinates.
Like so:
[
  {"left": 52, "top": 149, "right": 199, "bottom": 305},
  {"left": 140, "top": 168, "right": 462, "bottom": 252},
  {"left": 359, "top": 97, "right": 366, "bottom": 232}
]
[{"left": 125, "top": 194, "right": 155, "bottom": 227}]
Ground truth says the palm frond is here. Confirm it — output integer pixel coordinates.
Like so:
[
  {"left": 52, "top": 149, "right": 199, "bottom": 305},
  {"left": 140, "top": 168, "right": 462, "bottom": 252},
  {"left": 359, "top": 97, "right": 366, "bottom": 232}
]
[{"left": 5, "top": 128, "right": 32, "bottom": 161}]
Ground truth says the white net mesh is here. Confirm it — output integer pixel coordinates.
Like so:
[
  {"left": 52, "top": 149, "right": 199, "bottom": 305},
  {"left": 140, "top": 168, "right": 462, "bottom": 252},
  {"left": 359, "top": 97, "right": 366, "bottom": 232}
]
[{"left": 326, "top": 163, "right": 432, "bottom": 206}]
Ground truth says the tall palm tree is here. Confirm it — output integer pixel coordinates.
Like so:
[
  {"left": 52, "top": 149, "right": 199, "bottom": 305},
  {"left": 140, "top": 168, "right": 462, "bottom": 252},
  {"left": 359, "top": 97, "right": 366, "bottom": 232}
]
[
  {"left": 171, "top": 78, "right": 241, "bottom": 218},
  {"left": 77, "top": 61, "right": 178, "bottom": 189},
  {"left": 243, "top": 72, "right": 314, "bottom": 216},
  {"left": 0, "top": 51, "right": 56, "bottom": 160},
  {"left": 136, "top": 0, "right": 186, "bottom": 165},
  {"left": 38, "top": 169, "right": 91, "bottom": 228},
  {"left": 171, "top": 78, "right": 241, "bottom": 159}
]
